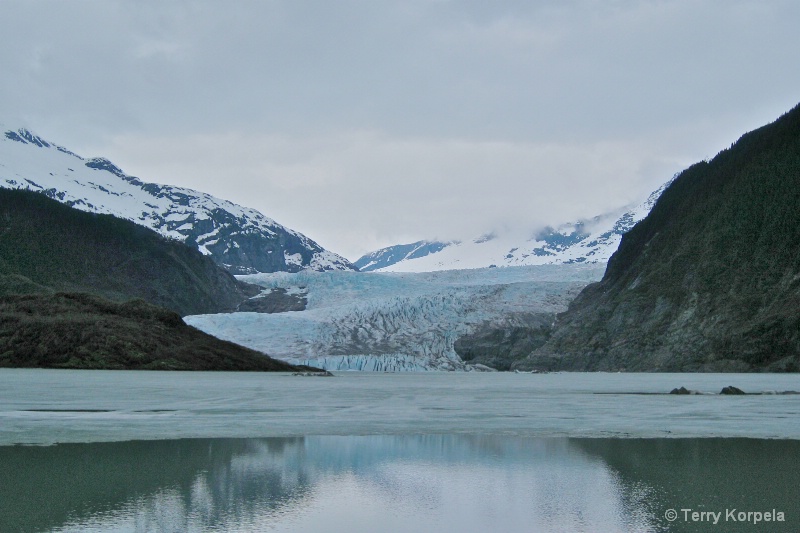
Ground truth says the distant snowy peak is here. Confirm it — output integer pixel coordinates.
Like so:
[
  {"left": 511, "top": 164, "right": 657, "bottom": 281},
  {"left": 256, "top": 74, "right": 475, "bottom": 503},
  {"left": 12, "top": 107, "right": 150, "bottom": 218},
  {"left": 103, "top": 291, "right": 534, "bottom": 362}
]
[
  {"left": 354, "top": 240, "right": 458, "bottom": 271},
  {"left": 357, "top": 179, "right": 674, "bottom": 273},
  {"left": 0, "top": 127, "right": 355, "bottom": 274}
]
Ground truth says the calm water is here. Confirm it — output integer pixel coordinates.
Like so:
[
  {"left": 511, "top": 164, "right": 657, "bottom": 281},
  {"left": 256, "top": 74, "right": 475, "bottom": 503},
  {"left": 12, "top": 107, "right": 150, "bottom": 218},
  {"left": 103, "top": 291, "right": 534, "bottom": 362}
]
[{"left": 1, "top": 370, "right": 799, "bottom": 532}]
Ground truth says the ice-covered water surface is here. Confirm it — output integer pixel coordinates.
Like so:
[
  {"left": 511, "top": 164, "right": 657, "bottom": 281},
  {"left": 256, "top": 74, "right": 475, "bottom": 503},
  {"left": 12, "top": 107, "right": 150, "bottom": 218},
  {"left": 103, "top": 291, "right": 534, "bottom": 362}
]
[
  {"left": 2, "top": 370, "right": 799, "bottom": 445},
  {"left": 186, "top": 264, "right": 605, "bottom": 370}
]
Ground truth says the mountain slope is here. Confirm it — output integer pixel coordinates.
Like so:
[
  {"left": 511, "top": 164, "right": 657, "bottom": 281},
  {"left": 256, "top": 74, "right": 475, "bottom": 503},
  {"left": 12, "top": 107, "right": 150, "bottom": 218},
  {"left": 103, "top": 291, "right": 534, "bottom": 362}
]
[
  {"left": 0, "top": 187, "right": 257, "bottom": 316},
  {"left": 514, "top": 103, "right": 800, "bottom": 372},
  {"left": 355, "top": 181, "right": 672, "bottom": 272},
  {"left": 0, "top": 126, "right": 355, "bottom": 274}
]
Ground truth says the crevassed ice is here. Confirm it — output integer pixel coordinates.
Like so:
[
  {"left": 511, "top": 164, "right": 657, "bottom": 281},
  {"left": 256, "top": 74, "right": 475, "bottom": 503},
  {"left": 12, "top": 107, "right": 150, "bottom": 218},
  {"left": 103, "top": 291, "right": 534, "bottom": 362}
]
[{"left": 186, "top": 264, "right": 605, "bottom": 370}]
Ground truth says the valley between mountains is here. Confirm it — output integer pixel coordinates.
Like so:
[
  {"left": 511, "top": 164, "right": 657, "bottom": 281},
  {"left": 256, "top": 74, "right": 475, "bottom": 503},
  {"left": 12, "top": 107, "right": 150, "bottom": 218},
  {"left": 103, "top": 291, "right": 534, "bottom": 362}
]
[{"left": 1, "top": 103, "right": 799, "bottom": 372}]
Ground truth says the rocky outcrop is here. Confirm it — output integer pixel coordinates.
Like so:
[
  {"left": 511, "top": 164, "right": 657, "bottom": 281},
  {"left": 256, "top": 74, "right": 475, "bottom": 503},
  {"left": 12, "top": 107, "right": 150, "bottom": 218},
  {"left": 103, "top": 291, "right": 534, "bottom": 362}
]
[
  {"left": 514, "top": 103, "right": 800, "bottom": 372},
  {"left": 720, "top": 386, "right": 746, "bottom": 395},
  {"left": 236, "top": 288, "right": 308, "bottom": 313},
  {"left": 454, "top": 313, "right": 554, "bottom": 371}
]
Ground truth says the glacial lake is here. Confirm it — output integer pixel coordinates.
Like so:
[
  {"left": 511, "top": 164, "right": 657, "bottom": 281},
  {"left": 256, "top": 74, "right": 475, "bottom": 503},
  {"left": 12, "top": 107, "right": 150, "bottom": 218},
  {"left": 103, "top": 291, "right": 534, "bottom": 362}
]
[{"left": 1, "top": 370, "right": 799, "bottom": 532}]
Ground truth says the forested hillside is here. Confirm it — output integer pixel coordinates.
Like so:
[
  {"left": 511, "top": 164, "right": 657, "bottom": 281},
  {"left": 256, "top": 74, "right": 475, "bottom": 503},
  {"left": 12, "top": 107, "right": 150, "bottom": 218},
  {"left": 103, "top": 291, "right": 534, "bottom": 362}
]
[{"left": 515, "top": 103, "right": 800, "bottom": 372}]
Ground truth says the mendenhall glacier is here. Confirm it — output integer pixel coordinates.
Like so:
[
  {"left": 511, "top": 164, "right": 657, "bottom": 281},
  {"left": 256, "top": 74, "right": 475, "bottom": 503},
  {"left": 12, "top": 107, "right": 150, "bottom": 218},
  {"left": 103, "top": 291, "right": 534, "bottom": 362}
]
[
  {"left": 185, "top": 264, "right": 605, "bottom": 371},
  {"left": 0, "top": 126, "right": 355, "bottom": 274}
]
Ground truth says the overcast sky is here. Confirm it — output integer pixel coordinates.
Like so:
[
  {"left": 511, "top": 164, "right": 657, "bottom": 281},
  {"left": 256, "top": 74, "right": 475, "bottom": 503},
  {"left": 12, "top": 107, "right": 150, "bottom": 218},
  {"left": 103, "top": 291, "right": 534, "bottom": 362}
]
[{"left": 1, "top": 1, "right": 798, "bottom": 260}]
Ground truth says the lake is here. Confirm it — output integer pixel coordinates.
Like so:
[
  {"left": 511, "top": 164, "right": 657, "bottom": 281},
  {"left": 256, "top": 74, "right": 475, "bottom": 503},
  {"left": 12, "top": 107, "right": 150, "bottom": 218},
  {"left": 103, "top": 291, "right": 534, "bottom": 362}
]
[{"left": 1, "top": 370, "right": 799, "bottom": 532}]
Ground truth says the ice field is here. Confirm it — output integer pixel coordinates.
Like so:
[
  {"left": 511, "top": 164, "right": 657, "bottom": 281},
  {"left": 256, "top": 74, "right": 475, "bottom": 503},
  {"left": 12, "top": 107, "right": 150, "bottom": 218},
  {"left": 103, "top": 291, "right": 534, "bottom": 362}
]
[{"left": 186, "top": 264, "right": 606, "bottom": 370}]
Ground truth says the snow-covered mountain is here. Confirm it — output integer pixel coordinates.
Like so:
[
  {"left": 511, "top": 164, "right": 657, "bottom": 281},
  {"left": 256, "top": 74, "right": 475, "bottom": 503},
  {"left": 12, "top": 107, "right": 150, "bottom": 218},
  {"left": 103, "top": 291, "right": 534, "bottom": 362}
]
[
  {"left": 186, "top": 264, "right": 605, "bottom": 371},
  {"left": 355, "top": 180, "right": 674, "bottom": 273},
  {"left": 0, "top": 126, "right": 355, "bottom": 274}
]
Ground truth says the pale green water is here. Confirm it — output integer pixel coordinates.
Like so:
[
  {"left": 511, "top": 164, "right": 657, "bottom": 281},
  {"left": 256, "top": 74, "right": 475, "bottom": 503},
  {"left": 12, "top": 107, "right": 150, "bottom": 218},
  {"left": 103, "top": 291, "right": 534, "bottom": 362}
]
[
  {"left": 1, "top": 436, "right": 798, "bottom": 532},
  {"left": 1, "top": 370, "right": 799, "bottom": 532}
]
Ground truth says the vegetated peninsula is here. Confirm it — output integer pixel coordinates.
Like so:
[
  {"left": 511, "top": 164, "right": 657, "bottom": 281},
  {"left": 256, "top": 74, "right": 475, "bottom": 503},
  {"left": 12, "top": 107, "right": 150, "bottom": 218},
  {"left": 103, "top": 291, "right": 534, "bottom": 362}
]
[
  {"left": 0, "top": 188, "right": 307, "bottom": 371},
  {"left": 0, "top": 293, "right": 301, "bottom": 371},
  {"left": 514, "top": 103, "right": 800, "bottom": 372}
]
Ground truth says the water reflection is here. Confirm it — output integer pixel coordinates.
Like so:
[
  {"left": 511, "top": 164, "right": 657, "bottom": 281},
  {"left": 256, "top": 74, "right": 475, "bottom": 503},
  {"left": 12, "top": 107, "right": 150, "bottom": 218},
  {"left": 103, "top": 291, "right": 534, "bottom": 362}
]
[
  {"left": 576, "top": 438, "right": 800, "bottom": 532},
  {"left": 1, "top": 436, "right": 798, "bottom": 532}
]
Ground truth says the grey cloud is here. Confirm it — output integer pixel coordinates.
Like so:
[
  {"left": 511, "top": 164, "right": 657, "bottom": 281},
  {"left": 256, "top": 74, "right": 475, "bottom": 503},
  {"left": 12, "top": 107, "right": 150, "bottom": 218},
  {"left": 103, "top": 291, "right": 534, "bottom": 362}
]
[{"left": 0, "top": 0, "right": 798, "bottom": 258}]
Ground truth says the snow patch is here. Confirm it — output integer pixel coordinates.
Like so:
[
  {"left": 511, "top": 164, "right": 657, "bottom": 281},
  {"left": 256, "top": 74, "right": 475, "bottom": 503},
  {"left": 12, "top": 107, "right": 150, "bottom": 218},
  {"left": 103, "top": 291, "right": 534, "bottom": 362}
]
[{"left": 284, "top": 252, "right": 304, "bottom": 267}]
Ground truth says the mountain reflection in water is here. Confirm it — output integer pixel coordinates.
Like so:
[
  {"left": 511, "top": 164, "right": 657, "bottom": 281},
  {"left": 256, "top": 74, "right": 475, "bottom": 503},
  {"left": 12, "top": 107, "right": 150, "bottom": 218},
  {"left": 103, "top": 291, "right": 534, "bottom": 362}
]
[{"left": 2, "top": 436, "right": 798, "bottom": 532}]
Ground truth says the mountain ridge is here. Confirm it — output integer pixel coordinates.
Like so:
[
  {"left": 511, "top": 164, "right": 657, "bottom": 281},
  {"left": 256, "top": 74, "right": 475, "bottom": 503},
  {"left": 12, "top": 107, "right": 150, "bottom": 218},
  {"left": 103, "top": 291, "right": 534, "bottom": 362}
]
[
  {"left": 355, "top": 180, "right": 672, "bottom": 273},
  {"left": 0, "top": 126, "right": 355, "bottom": 274}
]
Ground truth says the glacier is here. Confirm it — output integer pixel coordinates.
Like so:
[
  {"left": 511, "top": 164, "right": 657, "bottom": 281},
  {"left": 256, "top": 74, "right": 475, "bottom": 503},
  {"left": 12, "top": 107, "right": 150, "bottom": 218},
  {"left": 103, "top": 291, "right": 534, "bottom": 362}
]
[
  {"left": 0, "top": 126, "right": 354, "bottom": 274},
  {"left": 185, "top": 264, "right": 606, "bottom": 371}
]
